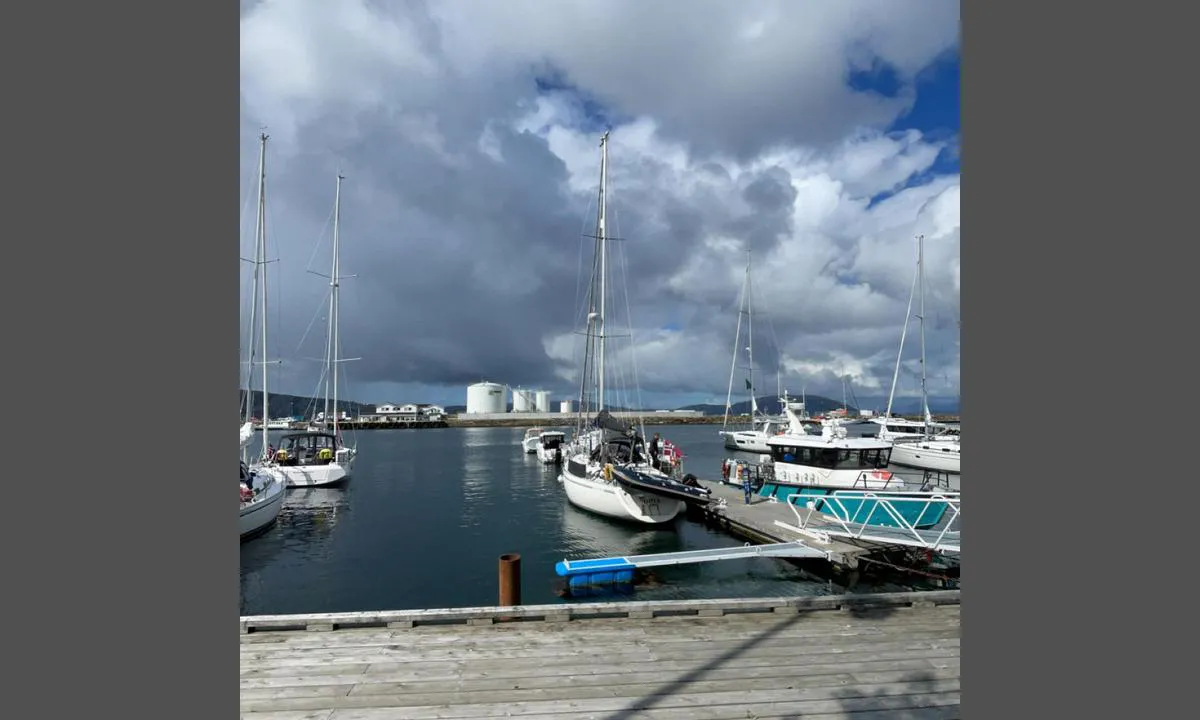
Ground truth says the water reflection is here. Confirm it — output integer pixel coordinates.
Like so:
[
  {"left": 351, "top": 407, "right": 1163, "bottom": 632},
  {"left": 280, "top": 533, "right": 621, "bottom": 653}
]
[
  {"left": 559, "top": 504, "right": 667, "bottom": 558},
  {"left": 241, "top": 424, "right": 845, "bottom": 615},
  {"left": 280, "top": 487, "right": 348, "bottom": 532}
]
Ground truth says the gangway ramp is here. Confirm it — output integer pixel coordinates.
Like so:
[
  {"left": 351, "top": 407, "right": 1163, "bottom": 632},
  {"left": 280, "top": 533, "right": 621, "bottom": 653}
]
[
  {"left": 775, "top": 489, "right": 961, "bottom": 554},
  {"left": 555, "top": 542, "right": 831, "bottom": 587}
]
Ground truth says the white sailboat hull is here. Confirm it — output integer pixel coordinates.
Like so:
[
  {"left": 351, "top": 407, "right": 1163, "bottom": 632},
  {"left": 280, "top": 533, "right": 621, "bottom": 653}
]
[
  {"left": 888, "top": 439, "right": 960, "bottom": 474},
  {"left": 272, "top": 452, "right": 355, "bottom": 488},
  {"left": 560, "top": 458, "right": 684, "bottom": 524},
  {"left": 722, "top": 430, "right": 774, "bottom": 453},
  {"left": 240, "top": 476, "right": 284, "bottom": 539}
]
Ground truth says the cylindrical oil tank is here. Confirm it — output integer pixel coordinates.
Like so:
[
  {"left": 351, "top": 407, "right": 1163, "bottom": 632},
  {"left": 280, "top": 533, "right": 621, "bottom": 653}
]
[
  {"left": 466, "top": 382, "right": 506, "bottom": 414},
  {"left": 535, "top": 390, "right": 552, "bottom": 413},
  {"left": 560, "top": 400, "right": 574, "bottom": 414},
  {"left": 512, "top": 387, "right": 534, "bottom": 413}
]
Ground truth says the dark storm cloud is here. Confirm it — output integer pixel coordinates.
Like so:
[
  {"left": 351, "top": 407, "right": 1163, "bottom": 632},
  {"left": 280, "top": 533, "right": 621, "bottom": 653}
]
[{"left": 250, "top": 113, "right": 596, "bottom": 391}]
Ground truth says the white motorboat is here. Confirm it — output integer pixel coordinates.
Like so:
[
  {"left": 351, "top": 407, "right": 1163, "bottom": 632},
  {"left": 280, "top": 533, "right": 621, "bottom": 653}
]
[
  {"left": 521, "top": 427, "right": 544, "bottom": 454},
  {"left": 535, "top": 430, "right": 568, "bottom": 465}
]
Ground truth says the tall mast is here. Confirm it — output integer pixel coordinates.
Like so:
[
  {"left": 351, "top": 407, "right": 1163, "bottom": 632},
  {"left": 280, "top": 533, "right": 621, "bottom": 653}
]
[
  {"left": 746, "top": 250, "right": 756, "bottom": 418},
  {"left": 331, "top": 173, "right": 343, "bottom": 438},
  {"left": 596, "top": 131, "right": 609, "bottom": 411},
  {"left": 722, "top": 260, "right": 749, "bottom": 431},
  {"left": 885, "top": 256, "right": 920, "bottom": 421},
  {"left": 257, "top": 133, "right": 270, "bottom": 456},
  {"left": 917, "top": 234, "right": 932, "bottom": 430}
]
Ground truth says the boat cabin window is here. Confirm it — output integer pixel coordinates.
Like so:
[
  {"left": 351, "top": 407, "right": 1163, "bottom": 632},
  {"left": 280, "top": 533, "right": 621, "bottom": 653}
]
[
  {"left": 770, "top": 445, "right": 891, "bottom": 469},
  {"left": 283, "top": 434, "right": 336, "bottom": 452},
  {"left": 274, "top": 433, "right": 339, "bottom": 466}
]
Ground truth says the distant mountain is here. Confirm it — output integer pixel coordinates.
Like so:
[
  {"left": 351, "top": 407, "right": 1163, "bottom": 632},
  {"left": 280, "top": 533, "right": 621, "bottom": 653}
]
[
  {"left": 676, "top": 394, "right": 854, "bottom": 417},
  {"left": 239, "top": 390, "right": 366, "bottom": 420},
  {"left": 845, "top": 395, "right": 960, "bottom": 416}
]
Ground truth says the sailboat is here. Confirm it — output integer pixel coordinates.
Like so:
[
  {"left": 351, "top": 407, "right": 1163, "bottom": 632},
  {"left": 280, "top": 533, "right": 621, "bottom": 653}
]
[
  {"left": 720, "top": 254, "right": 787, "bottom": 451},
  {"left": 558, "top": 131, "right": 712, "bottom": 525},
  {"left": 267, "top": 173, "right": 359, "bottom": 488},
  {"left": 879, "top": 234, "right": 961, "bottom": 474},
  {"left": 239, "top": 132, "right": 284, "bottom": 538},
  {"left": 718, "top": 254, "right": 794, "bottom": 452}
]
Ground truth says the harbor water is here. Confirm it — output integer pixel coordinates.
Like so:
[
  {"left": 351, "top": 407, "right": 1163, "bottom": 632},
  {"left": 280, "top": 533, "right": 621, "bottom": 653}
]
[{"left": 239, "top": 422, "right": 945, "bottom": 615}]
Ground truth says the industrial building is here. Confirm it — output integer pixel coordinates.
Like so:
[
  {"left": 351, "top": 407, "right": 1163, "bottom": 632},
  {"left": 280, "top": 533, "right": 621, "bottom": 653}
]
[{"left": 462, "top": 382, "right": 700, "bottom": 421}]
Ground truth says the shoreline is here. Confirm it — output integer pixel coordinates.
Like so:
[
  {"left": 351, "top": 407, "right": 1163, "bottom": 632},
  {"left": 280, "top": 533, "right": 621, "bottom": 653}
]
[{"left": 250, "top": 414, "right": 962, "bottom": 431}]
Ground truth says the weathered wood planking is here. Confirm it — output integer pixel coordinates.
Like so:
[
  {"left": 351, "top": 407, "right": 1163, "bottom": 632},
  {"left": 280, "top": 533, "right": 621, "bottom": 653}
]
[{"left": 242, "top": 593, "right": 960, "bottom": 718}]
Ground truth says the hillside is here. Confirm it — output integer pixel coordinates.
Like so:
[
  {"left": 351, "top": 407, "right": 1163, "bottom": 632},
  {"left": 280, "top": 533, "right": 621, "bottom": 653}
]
[
  {"left": 678, "top": 394, "right": 852, "bottom": 417},
  {"left": 239, "top": 390, "right": 367, "bottom": 420}
]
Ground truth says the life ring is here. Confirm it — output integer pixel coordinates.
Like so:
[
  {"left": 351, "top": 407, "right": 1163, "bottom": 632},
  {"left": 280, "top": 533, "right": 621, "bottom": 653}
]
[{"left": 870, "top": 470, "right": 893, "bottom": 480}]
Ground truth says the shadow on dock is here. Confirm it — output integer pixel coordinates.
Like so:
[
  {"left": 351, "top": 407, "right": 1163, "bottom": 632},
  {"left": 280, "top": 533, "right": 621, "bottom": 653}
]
[
  {"left": 601, "top": 604, "right": 906, "bottom": 720},
  {"left": 828, "top": 670, "right": 949, "bottom": 719}
]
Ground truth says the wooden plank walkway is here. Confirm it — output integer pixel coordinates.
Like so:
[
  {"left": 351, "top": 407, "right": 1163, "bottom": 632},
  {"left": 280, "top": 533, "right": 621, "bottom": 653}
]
[
  {"left": 241, "top": 590, "right": 960, "bottom": 719},
  {"left": 695, "top": 480, "right": 881, "bottom": 566}
]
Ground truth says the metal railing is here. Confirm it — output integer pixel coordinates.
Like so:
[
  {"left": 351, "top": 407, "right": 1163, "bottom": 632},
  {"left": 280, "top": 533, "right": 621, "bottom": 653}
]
[{"left": 774, "top": 488, "right": 960, "bottom": 553}]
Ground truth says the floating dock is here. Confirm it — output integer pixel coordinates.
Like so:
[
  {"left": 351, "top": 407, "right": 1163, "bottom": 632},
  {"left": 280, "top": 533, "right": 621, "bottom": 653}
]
[
  {"left": 241, "top": 590, "right": 961, "bottom": 718},
  {"left": 691, "top": 481, "right": 877, "bottom": 568},
  {"left": 688, "top": 479, "right": 960, "bottom": 576}
]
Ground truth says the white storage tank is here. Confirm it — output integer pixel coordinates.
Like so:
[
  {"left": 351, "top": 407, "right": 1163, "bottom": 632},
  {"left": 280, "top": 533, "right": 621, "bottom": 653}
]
[
  {"left": 465, "top": 381, "right": 506, "bottom": 414},
  {"left": 512, "top": 387, "right": 534, "bottom": 413},
  {"left": 559, "top": 399, "right": 574, "bottom": 414},
  {"left": 535, "top": 390, "right": 552, "bottom": 413}
]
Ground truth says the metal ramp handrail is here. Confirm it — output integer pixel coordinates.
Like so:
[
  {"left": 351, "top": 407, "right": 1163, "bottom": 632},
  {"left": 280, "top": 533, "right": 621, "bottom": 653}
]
[
  {"left": 555, "top": 541, "right": 831, "bottom": 577},
  {"left": 774, "top": 489, "right": 960, "bottom": 553}
]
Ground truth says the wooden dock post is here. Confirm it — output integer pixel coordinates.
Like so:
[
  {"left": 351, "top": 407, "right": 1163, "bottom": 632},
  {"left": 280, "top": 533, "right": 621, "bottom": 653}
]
[{"left": 498, "top": 553, "right": 521, "bottom": 607}]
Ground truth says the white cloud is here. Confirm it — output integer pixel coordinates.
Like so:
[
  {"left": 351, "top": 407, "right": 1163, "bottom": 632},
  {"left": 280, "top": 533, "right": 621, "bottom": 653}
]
[{"left": 240, "top": 1, "right": 960, "bottom": 405}]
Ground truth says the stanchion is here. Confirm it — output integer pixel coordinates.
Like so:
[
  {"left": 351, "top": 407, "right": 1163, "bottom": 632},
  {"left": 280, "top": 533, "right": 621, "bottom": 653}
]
[{"left": 498, "top": 553, "right": 522, "bottom": 619}]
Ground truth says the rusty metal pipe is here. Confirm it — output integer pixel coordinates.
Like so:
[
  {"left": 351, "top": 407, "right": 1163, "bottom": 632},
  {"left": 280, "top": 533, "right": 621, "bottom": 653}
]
[{"left": 498, "top": 553, "right": 522, "bottom": 608}]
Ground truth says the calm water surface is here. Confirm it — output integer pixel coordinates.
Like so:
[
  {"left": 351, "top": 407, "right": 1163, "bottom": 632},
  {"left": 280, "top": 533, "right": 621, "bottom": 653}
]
[{"left": 239, "top": 423, "right": 937, "bottom": 615}]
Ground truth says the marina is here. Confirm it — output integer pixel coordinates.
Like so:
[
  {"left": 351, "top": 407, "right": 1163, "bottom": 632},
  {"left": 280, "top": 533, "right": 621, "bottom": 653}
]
[
  {"left": 241, "top": 424, "right": 959, "bottom": 616},
  {"left": 240, "top": 590, "right": 961, "bottom": 718},
  {"left": 238, "top": 14, "right": 963, "bottom": 713}
]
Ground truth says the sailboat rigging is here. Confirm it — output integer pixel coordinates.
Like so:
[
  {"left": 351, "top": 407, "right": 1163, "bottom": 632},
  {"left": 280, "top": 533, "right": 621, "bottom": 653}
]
[
  {"left": 559, "top": 131, "right": 711, "bottom": 524},
  {"left": 265, "top": 172, "right": 360, "bottom": 488}
]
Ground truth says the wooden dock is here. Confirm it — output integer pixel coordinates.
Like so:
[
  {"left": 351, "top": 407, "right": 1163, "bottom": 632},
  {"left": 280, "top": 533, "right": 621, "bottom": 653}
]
[
  {"left": 241, "top": 590, "right": 961, "bottom": 719},
  {"left": 693, "top": 480, "right": 884, "bottom": 568}
]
